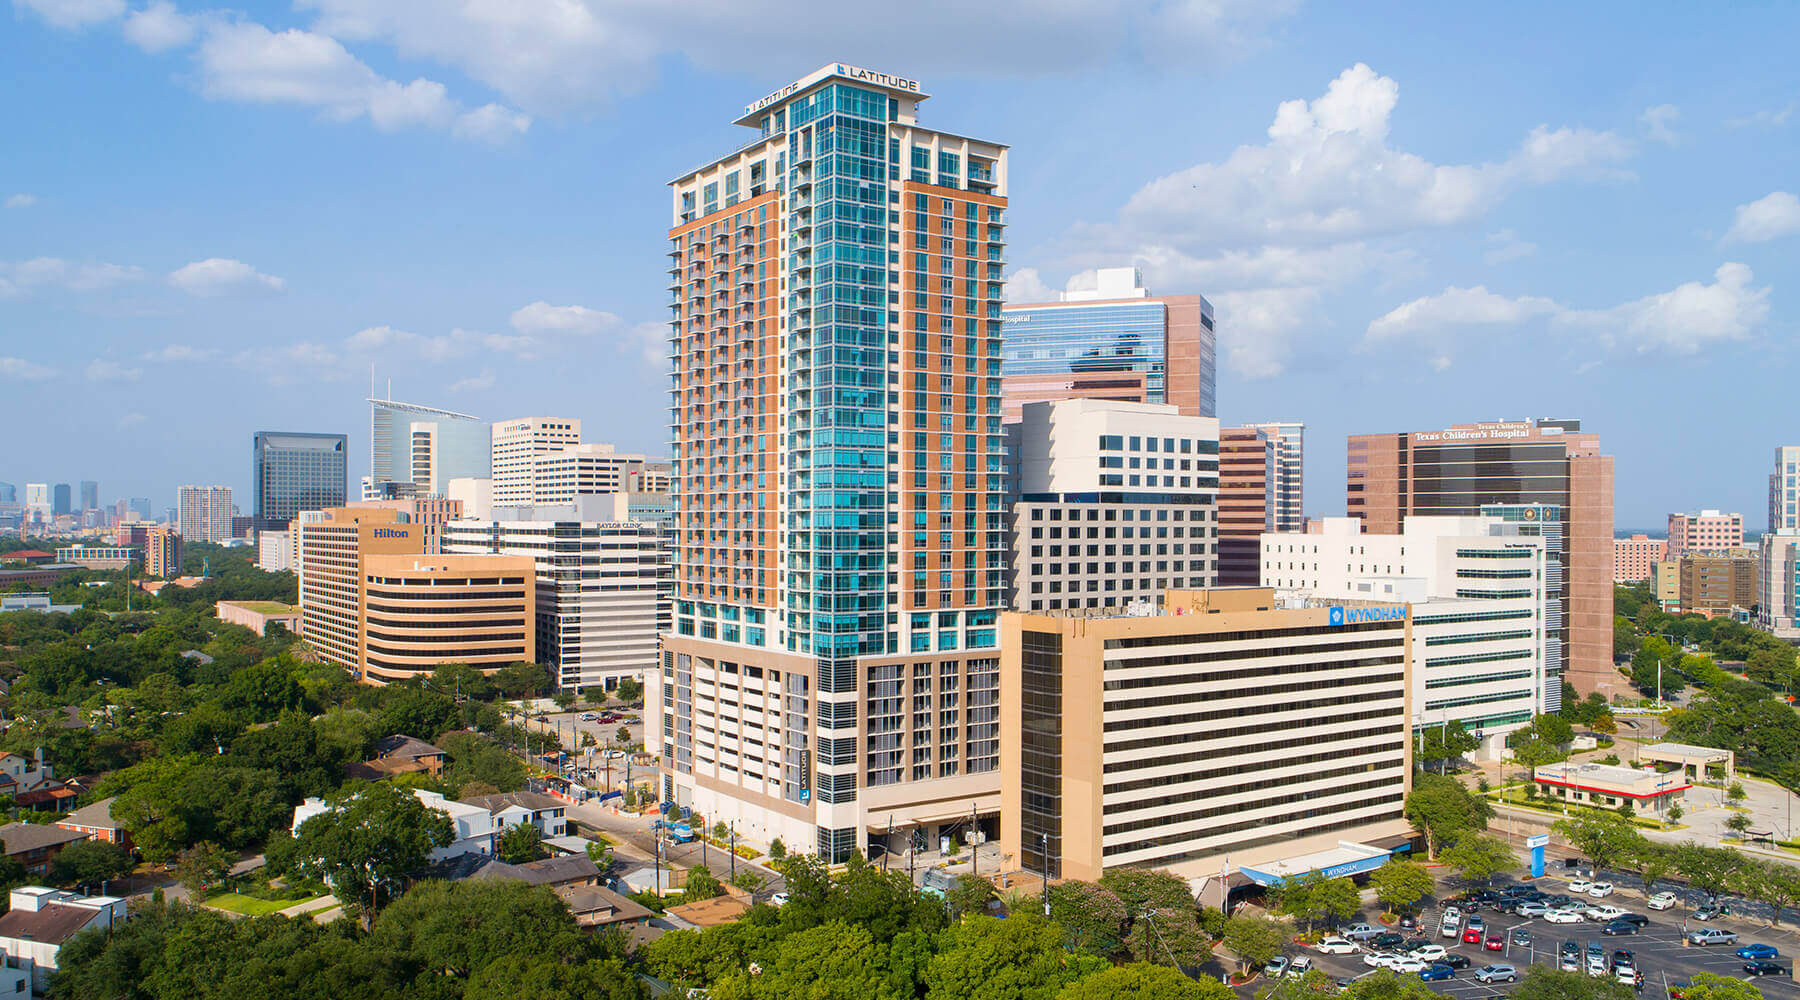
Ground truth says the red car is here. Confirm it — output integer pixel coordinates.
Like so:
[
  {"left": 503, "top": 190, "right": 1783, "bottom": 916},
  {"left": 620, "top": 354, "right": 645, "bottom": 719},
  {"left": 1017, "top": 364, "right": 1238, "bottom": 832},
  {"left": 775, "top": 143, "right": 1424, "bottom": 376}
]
[
  {"left": 1485, "top": 933, "right": 1505, "bottom": 951},
  {"left": 1463, "top": 927, "right": 1483, "bottom": 945}
]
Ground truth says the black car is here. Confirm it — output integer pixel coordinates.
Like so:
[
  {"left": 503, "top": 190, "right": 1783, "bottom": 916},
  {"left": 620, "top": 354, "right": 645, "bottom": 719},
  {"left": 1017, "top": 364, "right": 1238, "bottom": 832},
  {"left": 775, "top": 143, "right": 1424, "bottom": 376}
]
[
  {"left": 1602, "top": 921, "right": 1640, "bottom": 936},
  {"left": 1745, "top": 961, "right": 1786, "bottom": 977},
  {"left": 1373, "top": 933, "right": 1404, "bottom": 949},
  {"left": 1616, "top": 913, "right": 1650, "bottom": 928},
  {"left": 1401, "top": 938, "right": 1431, "bottom": 954},
  {"left": 1470, "top": 889, "right": 1500, "bottom": 903},
  {"left": 1440, "top": 955, "right": 1472, "bottom": 970},
  {"left": 1400, "top": 915, "right": 1419, "bottom": 930}
]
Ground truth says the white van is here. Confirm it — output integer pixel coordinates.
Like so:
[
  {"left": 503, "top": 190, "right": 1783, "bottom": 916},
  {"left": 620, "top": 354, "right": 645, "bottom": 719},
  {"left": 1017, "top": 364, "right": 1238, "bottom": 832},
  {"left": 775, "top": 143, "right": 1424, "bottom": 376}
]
[{"left": 1441, "top": 911, "right": 1462, "bottom": 938}]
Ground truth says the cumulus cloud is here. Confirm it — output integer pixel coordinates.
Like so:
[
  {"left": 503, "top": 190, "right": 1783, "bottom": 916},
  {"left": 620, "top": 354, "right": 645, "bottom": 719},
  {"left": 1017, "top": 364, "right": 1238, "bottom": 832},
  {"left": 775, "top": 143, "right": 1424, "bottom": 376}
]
[
  {"left": 122, "top": 1, "right": 196, "bottom": 52},
  {"left": 1365, "top": 263, "right": 1771, "bottom": 361},
  {"left": 3, "top": 194, "right": 35, "bottom": 209},
  {"left": 142, "top": 343, "right": 218, "bottom": 362},
  {"left": 344, "top": 325, "right": 488, "bottom": 362},
  {"left": 0, "top": 257, "right": 145, "bottom": 295},
  {"left": 509, "top": 301, "right": 620, "bottom": 335},
  {"left": 85, "top": 358, "right": 142, "bottom": 382},
  {"left": 192, "top": 20, "right": 529, "bottom": 141},
  {"left": 12, "top": 0, "right": 124, "bottom": 30},
  {"left": 0, "top": 357, "right": 56, "bottom": 380},
  {"left": 1723, "top": 191, "right": 1800, "bottom": 244},
  {"left": 1640, "top": 104, "right": 1680, "bottom": 144},
  {"left": 1002, "top": 268, "right": 1058, "bottom": 304},
  {"left": 504, "top": 301, "right": 663, "bottom": 364},
  {"left": 1484, "top": 229, "right": 1537, "bottom": 264},
  {"left": 168, "top": 257, "right": 285, "bottom": 296},
  {"left": 1111, "top": 63, "right": 1632, "bottom": 249}
]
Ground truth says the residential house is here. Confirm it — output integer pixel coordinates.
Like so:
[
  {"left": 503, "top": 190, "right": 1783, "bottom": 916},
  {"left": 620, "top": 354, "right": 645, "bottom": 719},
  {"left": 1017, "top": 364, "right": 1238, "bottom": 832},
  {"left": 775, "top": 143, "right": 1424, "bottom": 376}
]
[
  {"left": 11, "top": 787, "right": 76, "bottom": 815},
  {"left": 0, "top": 826, "right": 91, "bottom": 876},
  {"left": 53, "top": 798, "right": 129, "bottom": 850},
  {"left": 473, "top": 853, "right": 599, "bottom": 891},
  {"left": 291, "top": 789, "right": 497, "bottom": 862},
  {"left": 345, "top": 735, "right": 448, "bottom": 782},
  {"left": 0, "top": 755, "right": 54, "bottom": 799},
  {"left": 459, "top": 791, "right": 568, "bottom": 839},
  {"left": 0, "top": 887, "right": 127, "bottom": 995},
  {"left": 558, "top": 883, "right": 654, "bottom": 933}
]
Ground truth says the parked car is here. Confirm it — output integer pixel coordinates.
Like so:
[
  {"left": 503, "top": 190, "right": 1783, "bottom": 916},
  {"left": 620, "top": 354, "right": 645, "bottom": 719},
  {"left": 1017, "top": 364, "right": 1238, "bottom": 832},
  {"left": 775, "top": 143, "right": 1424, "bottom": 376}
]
[
  {"left": 1746, "top": 961, "right": 1787, "bottom": 978},
  {"left": 1693, "top": 902, "right": 1730, "bottom": 921},
  {"left": 1615, "top": 913, "right": 1649, "bottom": 927},
  {"left": 1266, "top": 956, "right": 1291, "bottom": 977},
  {"left": 1390, "top": 958, "right": 1427, "bottom": 975},
  {"left": 1343, "top": 923, "right": 1383, "bottom": 942},
  {"left": 1442, "top": 906, "right": 1463, "bottom": 923},
  {"left": 1441, "top": 915, "right": 1462, "bottom": 939},
  {"left": 1687, "top": 928, "right": 1739, "bottom": 946},
  {"left": 1737, "top": 944, "right": 1781, "bottom": 960},
  {"left": 577, "top": 712, "right": 597, "bottom": 721},
  {"left": 1463, "top": 926, "right": 1484, "bottom": 944},
  {"left": 1544, "top": 908, "right": 1584, "bottom": 924},
  {"left": 1316, "top": 937, "right": 1359, "bottom": 955},
  {"left": 1474, "top": 965, "right": 1519, "bottom": 984},
  {"left": 1512, "top": 928, "right": 1532, "bottom": 947},
  {"left": 1569, "top": 879, "right": 1596, "bottom": 894},
  {"left": 1439, "top": 955, "right": 1472, "bottom": 970},
  {"left": 1515, "top": 901, "right": 1549, "bottom": 917},
  {"left": 1399, "top": 915, "right": 1420, "bottom": 931},
  {"left": 1616, "top": 967, "right": 1643, "bottom": 986},
  {"left": 1400, "top": 938, "right": 1431, "bottom": 954},
  {"left": 1485, "top": 932, "right": 1505, "bottom": 952},
  {"left": 769, "top": 891, "right": 788, "bottom": 907},
  {"left": 1410, "top": 945, "right": 1448, "bottom": 962},
  {"left": 1420, "top": 964, "right": 1456, "bottom": 982},
  {"left": 1364, "top": 952, "right": 1400, "bottom": 969},
  {"left": 1288, "top": 957, "right": 1314, "bottom": 978},
  {"left": 1373, "top": 932, "right": 1404, "bottom": 950},
  {"left": 1600, "top": 920, "right": 1638, "bottom": 936},
  {"left": 1588, "top": 882, "right": 1615, "bottom": 898},
  {"left": 1585, "top": 905, "right": 1628, "bottom": 923},
  {"left": 1612, "top": 949, "right": 1635, "bottom": 968},
  {"left": 1647, "top": 891, "right": 1678, "bottom": 910}
]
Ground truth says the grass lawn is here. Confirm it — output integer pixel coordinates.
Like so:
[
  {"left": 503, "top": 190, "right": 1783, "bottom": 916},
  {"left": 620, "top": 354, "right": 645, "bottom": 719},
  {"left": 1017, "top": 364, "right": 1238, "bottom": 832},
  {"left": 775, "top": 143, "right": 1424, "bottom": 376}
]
[
  {"left": 232, "top": 601, "right": 296, "bottom": 614},
  {"left": 204, "top": 892, "right": 325, "bottom": 916}
]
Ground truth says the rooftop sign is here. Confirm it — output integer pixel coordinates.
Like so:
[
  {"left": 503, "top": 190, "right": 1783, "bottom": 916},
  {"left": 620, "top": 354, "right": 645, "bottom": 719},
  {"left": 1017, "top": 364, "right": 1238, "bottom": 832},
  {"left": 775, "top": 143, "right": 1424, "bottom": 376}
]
[
  {"left": 745, "top": 63, "right": 924, "bottom": 118},
  {"left": 1413, "top": 422, "right": 1535, "bottom": 444},
  {"left": 1327, "top": 605, "right": 1407, "bottom": 626}
]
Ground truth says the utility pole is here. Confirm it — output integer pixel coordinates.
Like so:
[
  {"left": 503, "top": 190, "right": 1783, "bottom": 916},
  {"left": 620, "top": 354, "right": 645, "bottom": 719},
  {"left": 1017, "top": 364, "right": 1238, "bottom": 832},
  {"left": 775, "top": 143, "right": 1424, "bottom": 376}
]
[
  {"left": 729, "top": 823, "right": 737, "bottom": 880},
  {"left": 971, "top": 802, "right": 979, "bottom": 878},
  {"left": 1041, "top": 833, "right": 1051, "bottom": 917},
  {"left": 655, "top": 824, "right": 663, "bottom": 905},
  {"left": 883, "top": 815, "right": 892, "bottom": 873}
]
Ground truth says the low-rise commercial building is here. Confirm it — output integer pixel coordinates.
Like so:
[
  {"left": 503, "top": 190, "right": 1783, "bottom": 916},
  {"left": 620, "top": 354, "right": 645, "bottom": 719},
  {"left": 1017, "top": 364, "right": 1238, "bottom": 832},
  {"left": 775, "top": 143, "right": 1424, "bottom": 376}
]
[
  {"left": 1533, "top": 762, "right": 1687, "bottom": 816},
  {"left": 215, "top": 600, "right": 302, "bottom": 637},
  {"left": 51, "top": 546, "right": 135, "bottom": 571},
  {"left": 1676, "top": 551, "right": 1757, "bottom": 618},
  {"left": 1614, "top": 534, "right": 1666, "bottom": 583},
  {"left": 1000, "top": 588, "right": 1413, "bottom": 900}
]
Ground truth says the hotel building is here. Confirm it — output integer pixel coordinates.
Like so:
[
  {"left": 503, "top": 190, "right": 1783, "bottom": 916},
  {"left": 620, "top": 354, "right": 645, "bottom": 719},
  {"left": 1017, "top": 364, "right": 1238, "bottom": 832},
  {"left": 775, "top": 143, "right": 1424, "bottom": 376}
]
[
  {"left": 491, "top": 418, "right": 582, "bottom": 507},
  {"left": 252, "top": 432, "right": 347, "bottom": 530},
  {"left": 350, "top": 497, "right": 463, "bottom": 554},
  {"left": 1000, "top": 588, "right": 1413, "bottom": 902},
  {"left": 176, "top": 485, "right": 235, "bottom": 543},
  {"left": 657, "top": 63, "right": 1008, "bottom": 860},
  {"left": 1347, "top": 419, "right": 1614, "bottom": 693},
  {"left": 1614, "top": 534, "right": 1666, "bottom": 583},
  {"left": 1009, "top": 399, "right": 1218, "bottom": 611},
  {"left": 359, "top": 554, "right": 535, "bottom": 684},
  {"left": 999, "top": 266, "right": 1215, "bottom": 422},
  {"left": 1666, "top": 510, "right": 1743, "bottom": 560},
  {"left": 444, "top": 495, "right": 671, "bottom": 693},
  {"left": 1217, "top": 427, "right": 1275, "bottom": 586},
  {"left": 1261, "top": 515, "right": 1550, "bottom": 755}
]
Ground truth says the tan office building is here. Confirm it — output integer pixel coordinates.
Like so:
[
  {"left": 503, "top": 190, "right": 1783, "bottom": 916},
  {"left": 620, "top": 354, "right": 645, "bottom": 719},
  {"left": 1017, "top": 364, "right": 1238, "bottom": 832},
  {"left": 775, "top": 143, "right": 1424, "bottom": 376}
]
[
  {"left": 298, "top": 508, "right": 424, "bottom": 675},
  {"left": 1001, "top": 588, "right": 1414, "bottom": 893},
  {"left": 1217, "top": 427, "right": 1274, "bottom": 585},
  {"left": 361, "top": 554, "right": 535, "bottom": 684},
  {"left": 1675, "top": 551, "right": 1757, "bottom": 618}
]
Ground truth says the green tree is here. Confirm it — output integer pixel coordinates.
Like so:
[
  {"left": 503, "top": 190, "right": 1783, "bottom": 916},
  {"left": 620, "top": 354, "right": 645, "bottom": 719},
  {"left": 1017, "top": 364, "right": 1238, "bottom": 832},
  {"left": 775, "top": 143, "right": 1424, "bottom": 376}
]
[
  {"left": 48, "top": 839, "right": 135, "bottom": 891},
  {"left": 769, "top": 837, "right": 786, "bottom": 862},
  {"left": 683, "top": 864, "right": 724, "bottom": 901},
  {"left": 1312, "top": 876, "right": 1362, "bottom": 925},
  {"left": 731, "top": 871, "right": 765, "bottom": 893},
  {"left": 1341, "top": 969, "right": 1444, "bottom": 1000},
  {"left": 922, "top": 915, "right": 1107, "bottom": 1000},
  {"left": 1726, "top": 811, "right": 1753, "bottom": 837},
  {"left": 945, "top": 873, "right": 997, "bottom": 918},
  {"left": 1674, "top": 842, "right": 1744, "bottom": 898},
  {"left": 1728, "top": 781, "right": 1747, "bottom": 803},
  {"left": 614, "top": 677, "right": 643, "bottom": 703},
  {"left": 1674, "top": 973, "right": 1769, "bottom": 1000},
  {"left": 1439, "top": 833, "right": 1518, "bottom": 884},
  {"left": 1368, "top": 857, "right": 1433, "bottom": 915},
  {"left": 1527, "top": 713, "right": 1575, "bottom": 746},
  {"left": 1097, "top": 868, "right": 1195, "bottom": 915},
  {"left": 1634, "top": 843, "right": 1674, "bottom": 893},
  {"left": 1047, "top": 880, "right": 1129, "bottom": 957},
  {"left": 1614, "top": 616, "right": 1641, "bottom": 659},
  {"left": 1403, "top": 772, "right": 1493, "bottom": 859},
  {"left": 493, "top": 661, "right": 549, "bottom": 698},
  {"left": 430, "top": 661, "right": 494, "bottom": 701},
  {"left": 1417, "top": 721, "right": 1481, "bottom": 770},
  {"left": 290, "top": 782, "right": 455, "bottom": 927},
  {"left": 1732, "top": 859, "right": 1800, "bottom": 926},
  {"left": 499, "top": 821, "right": 545, "bottom": 863},
  {"left": 1126, "top": 905, "right": 1211, "bottom": 969},
  {"left": 465, "top": 956, "right": 644, "bottom": 1000},
  {"left": 173, "top": 840, "right": 234, "bottom": 895},
  {"left": 1551, "top": 808, "right": 1647, "bottom": 875},
  {"left": 1220, "top": 914, "right": 1285, "bottom": 973},
  {"left": 616, "top": 726, "right": 633, "bottom": 747},
  {"left": 1510, "top": 965, "right": 1634, "bottom": 1000},
  {"left": 370, "top": 878, "right": 590, "bottom": 980},
  {"left": 1059, "top": 964, "right": 1233, "bottom": 1000}
]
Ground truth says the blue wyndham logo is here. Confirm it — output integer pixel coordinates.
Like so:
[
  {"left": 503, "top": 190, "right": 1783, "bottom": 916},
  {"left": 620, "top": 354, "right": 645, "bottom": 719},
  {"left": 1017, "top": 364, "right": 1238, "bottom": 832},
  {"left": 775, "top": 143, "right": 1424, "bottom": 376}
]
[
  {"left": 1328, "top": 607, "right": 1344, "bottom": 627},
  {"left": 1329, "top": 605, "right": 1406, "bottom": 626}
]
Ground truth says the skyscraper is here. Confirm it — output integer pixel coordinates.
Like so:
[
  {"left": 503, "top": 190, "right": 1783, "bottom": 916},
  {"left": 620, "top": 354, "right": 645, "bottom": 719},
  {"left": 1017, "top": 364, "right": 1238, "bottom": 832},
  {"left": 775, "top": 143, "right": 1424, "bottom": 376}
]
[
  {"left": 78, "top": 481, "right": 97, "bottom": 512},
  {"left": 1770, "top": 446, "right": 1800, "bottom": 533},
  {"left": 1000, "top": 267, "right": 1216, "bottom": 422},
  {"left": 657, "top": 63, "right": 1009, "bottom": 861},
  {"left": 253, "top": 431, "right": 348, "bottom": 529},
  {"left": 1248, "top": 422, "right": 1305, "bottom": 531},
  {"left": 177, "top": 485, "right": 235, "bottom": 543},
  {"left": 490, "top": 417, "right": 581, "bottom": 506},
  {"left": 368, "top": 397, "right": 490, "bottom": 497},
  {"left": 51, "top": 484, "right": 71, "bottom": 517},
  {"left": 1346, "top": 418, "right": 1614, "bottom": 693},
  {"left": 1217, "top": 426, "right": 1274, "bottom": 586}
]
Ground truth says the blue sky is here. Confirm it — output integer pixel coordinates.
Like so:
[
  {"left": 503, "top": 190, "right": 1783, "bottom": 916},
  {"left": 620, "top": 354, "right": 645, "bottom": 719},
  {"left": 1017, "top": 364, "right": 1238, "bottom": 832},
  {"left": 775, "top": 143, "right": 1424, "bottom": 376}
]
[{"left": 2, "top": 1, "right": 1796, "bottom": 529}]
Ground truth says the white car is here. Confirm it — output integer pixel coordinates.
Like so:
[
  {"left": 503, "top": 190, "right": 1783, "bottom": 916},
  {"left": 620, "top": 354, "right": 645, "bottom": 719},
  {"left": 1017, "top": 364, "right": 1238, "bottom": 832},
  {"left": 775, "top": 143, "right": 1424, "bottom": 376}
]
[
  {"left": 1585, "top": 905, "right": 1627, "bottom": 923},
  {"left": 1617, "top": 968, "right": 1642, "bottom": 986},
  {"left": 1390, "top": 958, "right": 1427, "bottom": 974},
  {"left": 1647, "top": 892, "right": 1678, "bottom": 910},
  {"left": 1442, "top": 906, "right": 1463, "bottom": 923},
  {"left": 1588, "top": 882, "right": 1615, "bottom": 898},
  {"left": 1266, "top": 956, "right": 1292, "bottom": 977},
  {"left": 1365, "top": 952, "right": 1401, "bottom": 969},
  {"left": 1288, "top": 957, "right": 1314, "bottom": 978},
  {"left": 1316, "top": 937, "right": 1360, "bottom": 955},
  {"left": 1569, "top": 878, "right": 1595, "bottom": 894},
  {"left": 769, "top": 891, "right": 788, "bottom": 907},
  {"left": 1410, "top": 945, "right": 1448, "bottom": 962},
  {"left": 1544, "top": 908, "right": 1584, "bottom": 924}
]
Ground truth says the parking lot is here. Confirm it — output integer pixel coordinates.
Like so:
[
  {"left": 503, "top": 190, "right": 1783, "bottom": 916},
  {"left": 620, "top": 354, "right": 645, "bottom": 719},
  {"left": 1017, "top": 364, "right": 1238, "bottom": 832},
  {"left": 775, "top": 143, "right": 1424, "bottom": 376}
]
[{"left": 1297, "top": 876, "right": 1800, "bottom": 997}]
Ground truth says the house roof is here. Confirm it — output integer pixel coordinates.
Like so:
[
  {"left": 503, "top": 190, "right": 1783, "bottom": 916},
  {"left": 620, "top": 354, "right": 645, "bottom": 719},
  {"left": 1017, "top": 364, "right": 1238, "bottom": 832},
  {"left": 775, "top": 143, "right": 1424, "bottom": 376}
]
[
  {"left": 459, "top": 791, "right": 564, "bottom": 815},
  {"left": 369, "top": 735, "right": 445, "bottom": 760},
  {"left": 55, "top": 797, "right": 122, "bottom": 832},
  {"left": 475, "top": 854, "right": 598, "bottom": 887},
  {"left": 0, "top": 902, "right": 102, "bottom": 946},
  {"left": 665, "top": 894, "right": 750, "bottom": 929},
  {"left": 560, "top": 883, "right": 654, "bottom": 925},
  {"left": 15, "top": 787, "right": 78, "bottom": 808},
  {"left": 0, "top": 823, "right": 91, "bottom": 856}
]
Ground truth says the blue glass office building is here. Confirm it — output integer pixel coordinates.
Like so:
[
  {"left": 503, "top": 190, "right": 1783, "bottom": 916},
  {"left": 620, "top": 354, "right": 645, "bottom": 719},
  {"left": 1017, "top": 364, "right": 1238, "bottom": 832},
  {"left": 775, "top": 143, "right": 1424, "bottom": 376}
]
[{"left": 253, "top": 431, "right": 347, "bottom": 528}]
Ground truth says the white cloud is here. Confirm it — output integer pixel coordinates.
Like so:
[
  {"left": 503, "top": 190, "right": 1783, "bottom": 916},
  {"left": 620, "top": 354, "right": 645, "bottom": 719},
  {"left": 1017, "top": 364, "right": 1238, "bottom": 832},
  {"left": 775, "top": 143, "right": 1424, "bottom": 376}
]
[
  {"left": 122, "top": 1, "right": 196, "bottom": 52},
  {"left": 0, "top": 357, "right": 56, "bottom": 380},
  {"left": 454, "top": 104, "right": 531, "bottom": 144},
  {"left": 142, "top": 343, "right": 218, "bottom": 362},
  {"left": 3, "top": 194, "right": 35, "bottom": 209},
  {"left": 504, "top": 301, "right": 662, "bottom": 364},
  {"left": 168, "top": 257, "right": 285, "bottom": 296},
  {"left": 1484, "top": 228, "right": 1537, "bottom": 264},
  {"left": 1727, "top": 100, "right": 1796, "bottom": 129},
  {"left": 1003, "top": 268, "right": 1058, "bottom": 304},
  {"left": 449, "top": 371, "right": 494, "bottom": 392},
  {"left": 1365, "top": 263, "right": 1771, "bottom": 360},
  {"left": 0, "top": 257, "right": 145, "bottom": 294},
  {"left": 193, "top": 20, "right": 528, "bottom": 140},
  {"left": 117, "top": 411, "right": 148, "bottom": 428},
  {"left": 1366, "top": 286, "right": 1562, "bottom": 340},
  {"left": 1640, "top": 104, "right": 1680, "bottom": 144},
  {"left": 12, "top": 0, "right": 124, "bottom": 30},
  {"left": 1209, "top": 286, "right": 1323, "bottom": 380},
  {"left": 344, "top": 325, "right": 484, "bottom": 362},
  {"left": 85, "top": 358, "right": 142, "bottom": 382},
  {"left": 297, "top": 0, "right": 1298, "bottom": 115},
  {"left": 509, "top": 300, "right": 621, "bottom": 335},
  {"left": 1723, "top": 191, "right": 1800, "bottom": 244},
  {"left": 1111, "top": 64, "right": 1632, "bottom": 249}
]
